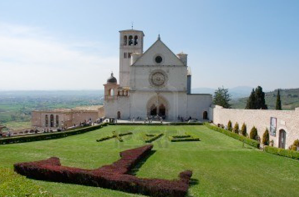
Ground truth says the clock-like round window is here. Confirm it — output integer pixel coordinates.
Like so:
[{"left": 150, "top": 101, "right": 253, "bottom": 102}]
[
  {"left": 149, "top": 70, "right": 167, "bottom": 87},
  {"left": 155, "top": 56, "right": 163, "bottom": 63}
]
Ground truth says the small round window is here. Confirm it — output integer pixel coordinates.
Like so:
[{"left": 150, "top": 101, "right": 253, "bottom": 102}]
[{"left": 155, "top": 56, "right": 163, "bottom": 63}]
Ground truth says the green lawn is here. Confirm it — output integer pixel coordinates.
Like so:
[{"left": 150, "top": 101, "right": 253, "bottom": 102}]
[{"left": 1, "top": 125, "right": 299, "bottom": 197}]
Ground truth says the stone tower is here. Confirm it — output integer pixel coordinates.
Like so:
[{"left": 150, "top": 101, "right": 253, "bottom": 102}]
[{"left": 119, "top": 29, "right": 144, "bottom": 87}]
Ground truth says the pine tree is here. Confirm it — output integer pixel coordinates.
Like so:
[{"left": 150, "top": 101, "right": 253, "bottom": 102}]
[
  {"left": 213, "top": 87, "right": 231, "bottom": 108},
  {"left": 255, "top": 86, "right": 268, "bottom": 109},
  {"left": 262, "top": 128, "right": 269, "bottom": 145},
  {"left": 276, "top": 89, "right": 282, "bottom": 110},
  {"left": 241, "top": 123, "right": 247, "bottom": 136},
  {"left": 246, "top": 89, "right": 256, "bottom": 109}
]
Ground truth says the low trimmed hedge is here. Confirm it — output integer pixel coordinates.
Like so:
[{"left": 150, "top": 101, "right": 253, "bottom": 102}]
[
  {"left": 204, "top": 123, "right": 260, "bottom": 148},
  {"left": 144, "top": 133, "right": 164, "bottom": 143},
  {"left": 109, "top": 122, "right": 203, "bottom": 126},
  {"left": 0, "top": 122, "right": 109, "bottom": 145},
  {"left": 96, "top": 131, "right": 132, "bottom": 142},
  {"left": 14, "top": 145, "right": 193, "bottom": 197},
  {"left": 264, "top": 146, "right": 299, "bottom": 160},
  {"left": 169, "top": 133, "right": 200, "bottom": 142}
]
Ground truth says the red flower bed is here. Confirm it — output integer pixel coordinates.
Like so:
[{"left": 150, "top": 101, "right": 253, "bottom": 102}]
[{"left": 14, "top": 145, "right": 192, "bottom": 197}]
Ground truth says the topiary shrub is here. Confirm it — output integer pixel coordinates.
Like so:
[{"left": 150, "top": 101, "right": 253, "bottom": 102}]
[
  {"left": 289, "top": 139, "right": 299, "bottom": 151},
  {"left": 240, "top": 123, "right": 247, "bottom": 136},
  {"left": 250, "top": 126, "right": 258, "bottom": 140},
  {"left": 227, "top": 121, "right": 232, "bottom": 131},
  {"left": 262, "top": 128, "right": 269, "bottom": 145},
  {"left": 233, "top": 122, "right": 239, "bottom": 134}
]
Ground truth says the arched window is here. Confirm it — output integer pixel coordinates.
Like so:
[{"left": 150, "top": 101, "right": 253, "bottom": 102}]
[
  {"left": 128, "top": 35, "right": 133, "bottom": 45},
  {"left": 45, "top": 115, "right": 49, "bottom": 127},
  {"left": 134, "top": 35, "right": 138, "bottom": 45},
  {"left": 56, "top": 115, "right": 59, "bottom": 127},
  {"left": 111, "top": 89, "right": 114, "bottom": 96},
  {"left": 117, "top": 111, "right": 121, "bottom": 119},
  {"left": 123, "top": 36, "right": 127, "bottom": 45},
  {"left": 50, "top": 114, "right": 54, "bottom": 127},
  {"left": 279, "top": 129, "right": 287, "bottom": 149}
]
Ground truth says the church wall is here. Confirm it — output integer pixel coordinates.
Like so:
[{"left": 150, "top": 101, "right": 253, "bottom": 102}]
[
  {"left": 130, "top": 66, "right": 187, "bottom": 91},
  {"left": 187, "top": 94, "right": 213, "bottom": 120},
  {"left": 212, "top": 106, "right": 299, "bottom": 149},
  {"left": 104, "top": 97, "right": 130, "bottom": 119},
  {"left": 71, "top": 111, "right": 99, "bottom": 125}
]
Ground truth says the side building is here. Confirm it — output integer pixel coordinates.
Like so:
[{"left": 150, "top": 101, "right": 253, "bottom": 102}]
[{"left": 31, "top": 106, "right": 104, "bottom": 130}]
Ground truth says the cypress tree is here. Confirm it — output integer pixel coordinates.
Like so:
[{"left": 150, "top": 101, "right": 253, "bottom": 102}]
[
  {"left": 241, "top": 123, "right": 247, "bottom": 136},
  {"left": 227, "top": 120, "right": 232, "bottom": 131},
  {"left": 233, "top": 122, "right": 239, "bottom": 134},
  {"left": 246, "top": 89, "right": 256, "bottom": 109},
  {"left": 276, "top": 89, "right": 282, "bottom": 110},
  {"left": 250, "top": 126, "right": 258, "bottom": 140},
  {"left": 262, "top": 128, "right": 269, "bottom": 145},
  {"left": 255, "top": 86, "right": 268, "bottom": 109}
]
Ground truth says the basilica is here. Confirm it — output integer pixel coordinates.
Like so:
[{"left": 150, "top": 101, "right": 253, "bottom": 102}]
[{"left": 104, "top": 29, "right": 212, "bottom": 121}]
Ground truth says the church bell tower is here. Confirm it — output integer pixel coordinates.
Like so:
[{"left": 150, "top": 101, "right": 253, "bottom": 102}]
[{"left": 119, "top": 29, "right": 144, "bottom": 87}]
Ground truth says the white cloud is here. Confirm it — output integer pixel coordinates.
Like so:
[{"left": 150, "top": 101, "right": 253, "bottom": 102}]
[{"left": 0, "top": 23, "right": 118, "bottom": 90}]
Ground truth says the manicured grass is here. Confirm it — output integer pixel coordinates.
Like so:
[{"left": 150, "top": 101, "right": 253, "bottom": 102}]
[{"left": 1, "top": 125, "right": 299, "bottom": 197}]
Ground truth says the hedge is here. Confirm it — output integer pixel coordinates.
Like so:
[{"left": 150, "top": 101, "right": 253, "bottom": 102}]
[
  {"left": 0, "top": 168, "right": 51, "bottom": 196},
  {"left": 169, "top": 133, "right": 200, "bottom": 142},
  {"left": 204, "top": 123, "right": 260, "bottom": 148},
  {"left": 109, "top": 122, "right": 203, "bottom": 126},
  {"left": 14, "top": 145, "right": 192, "bottom": 197},
  {"left": 0, "top": 122, "right": 109, "bottom": 145},
  {"left": 264, "top": 146, "right": 299, "bottom": 160},
  {"left": 96, "top": 131, "right": 132, "bottom": 142},
  {"left": 144, "top": 133, "right": 164, "bottom": 143}
]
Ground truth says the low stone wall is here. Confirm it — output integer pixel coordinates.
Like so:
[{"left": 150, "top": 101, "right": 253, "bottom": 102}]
[{"left": 212, "top": 105, "right": 299, "bottom": 149}]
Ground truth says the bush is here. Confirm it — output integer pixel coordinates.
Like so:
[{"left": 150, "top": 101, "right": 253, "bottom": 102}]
[
  {"left": 0, "top": 168, "right": 51, "bottom": 196},
  {"left": 240, "top": 123, "right": 247, "bottom": 136},
  {"left": 250, "top": 127, "right": 258, "bottom": 140},
  {"left": 262, "top": 128, "right": 269, "bottom": 145},
  {"left": 204, "top": 123, "right": 260, "bottom": 148},
  {"left": 264, "top": 146, "right": 299, "bottom": 160},
  {"left": 227, "top": 121, "right": 232, "bottom": 131},
  {"left": 233, "top": 122, "right": 239, "bottom": 134},
  {"left": 289, "top": 139, "right": 299, "bottom": 151},
  {"left": 14, "top": 145, "right": 192, "bottom": 197}
]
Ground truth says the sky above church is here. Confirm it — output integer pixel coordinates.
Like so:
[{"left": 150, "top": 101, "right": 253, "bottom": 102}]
[{"left": 0, "top": 0, "right": 298, "bottom": 91}]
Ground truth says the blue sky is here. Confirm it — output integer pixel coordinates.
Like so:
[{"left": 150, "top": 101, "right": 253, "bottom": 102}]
[{"left": 0, "top": 0, "right": 298, "bottom": 90}]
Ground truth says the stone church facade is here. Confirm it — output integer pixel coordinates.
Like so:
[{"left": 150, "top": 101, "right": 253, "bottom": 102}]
[{"left": 104, "top": 29, "right": 212, "bottom": 121}]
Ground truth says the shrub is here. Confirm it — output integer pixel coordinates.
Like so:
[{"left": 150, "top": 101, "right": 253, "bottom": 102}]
[
  {"left": 289, "top": 139, "right": 299, "bottom": 151},
  {"left": 227, "top": 121, "right": 232, "bottom": 131},
  {"left": 264, "top": 146, "right": 299, "bottom": 160},
  {"left": 262, "top": 128, "right": 269, "bottom": 145},
  {"left": 233, "top": 122, "right": 239, "bottom": 134},
  {"left": 204, "top": 123, "right": 260, "bottom": 148},
  {"left": 250, "top": 127, "right": 258, "bottom": 140},
  {"left": 240, "top": 123, "right": 247, "bottom": 136},
  {"left": 169, "top": 133, "right": 200, "bottom": 142},
  {"left": 96, "top": 131, "right": 132, "bottom": 142},
  {"left": 14, "top": 145, "right": 192, "bottom": 197}
]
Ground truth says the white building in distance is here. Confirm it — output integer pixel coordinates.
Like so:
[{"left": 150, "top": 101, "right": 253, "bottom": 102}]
[{"left": 104, "top": 29, "right": 212, "bottom": 121}]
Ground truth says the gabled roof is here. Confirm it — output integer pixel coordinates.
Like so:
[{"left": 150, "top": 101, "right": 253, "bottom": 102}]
[{"left": 132, "top": 37, "right": 185, "bottom": 66}]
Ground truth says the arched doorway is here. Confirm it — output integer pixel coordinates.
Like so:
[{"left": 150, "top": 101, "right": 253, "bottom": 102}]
[
  {"left": 279, "top": 129, "right": 286, "bottom": 149},
  {"left": 147, "top": 95, "right": 168, "bottom": 119},
  {"left": 117, "top": 111, "right": 121, "bottom": 119},
  {"left": 150, "top": 104, "right": 157, "bottom": 116},
  {"left": 159, "top": 104, "right": 166, "bottom": 116},
  {"left": 203, "top": 111, "right": 208, "bottom": 120}
]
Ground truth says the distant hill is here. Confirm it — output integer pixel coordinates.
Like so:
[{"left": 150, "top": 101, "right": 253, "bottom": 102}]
[{"left": 231, "top": 88, "right": 299, "bottom": 110}]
